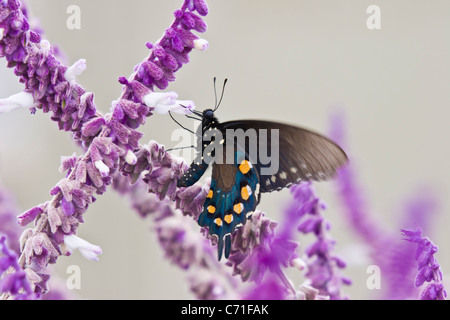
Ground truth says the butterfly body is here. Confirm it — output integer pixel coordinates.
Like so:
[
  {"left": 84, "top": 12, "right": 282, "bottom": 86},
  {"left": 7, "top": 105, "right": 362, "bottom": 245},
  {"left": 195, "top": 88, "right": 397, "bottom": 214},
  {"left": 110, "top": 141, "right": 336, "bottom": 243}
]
[{"left": 177, "top": 108, "right": 347, "bottom": 260}]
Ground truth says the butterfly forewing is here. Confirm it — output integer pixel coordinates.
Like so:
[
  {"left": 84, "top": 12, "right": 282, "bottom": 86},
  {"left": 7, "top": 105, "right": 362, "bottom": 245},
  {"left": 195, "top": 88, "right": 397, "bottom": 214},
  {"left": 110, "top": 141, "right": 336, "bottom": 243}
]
[{"left": 216, "top": 120, "right": 348, "bottom": 193}]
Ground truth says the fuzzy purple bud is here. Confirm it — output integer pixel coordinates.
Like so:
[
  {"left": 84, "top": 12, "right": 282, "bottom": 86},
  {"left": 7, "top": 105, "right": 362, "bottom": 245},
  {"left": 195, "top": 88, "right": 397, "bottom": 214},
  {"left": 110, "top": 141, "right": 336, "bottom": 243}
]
[
  {"left": 401, "top": 226, "right": 447, "bottom": 300},
  {"left": 290, "top": 182, "right": 350, "bottom": 300},
  {"left": 0, "top": 235, "right": 37, "bottom": 299},
  {"left": 17, "top": 205, "right": 43, "bottom": 226}
]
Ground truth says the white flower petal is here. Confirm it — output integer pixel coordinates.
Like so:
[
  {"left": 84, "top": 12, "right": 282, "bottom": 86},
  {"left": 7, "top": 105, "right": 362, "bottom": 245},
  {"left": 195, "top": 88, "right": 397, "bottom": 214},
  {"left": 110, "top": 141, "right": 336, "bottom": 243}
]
[
  {"left": 143, "top": 91, "right": 178, "bottom": 109},
  {"left": 94, "top": 160, "right": 110, "bottom": 177},
  {"left": 169, "top": 100, "right": 195, "bottom": 115},
  {"left": 144, "top": 91, "right": 196, "bottom": 115},
  {"left": 0, "top": 28, "right": 4, "bottom": 41},
  {"left": 79, "top": 247, "right": 102, "bottom": 261},
  {"left": 291, "top": 257, "right": 307, "bottom": 270},
  {"left": 63, "top": 234, "right": 102, "bottom": 262},
  {"left": 40, "top": 39, "right": 51, "bottom": 55},
  {"left": 193, "top": 38, "right": 209, "bottom": 51},
  {"left": 65, "top": 59, "right": 87, "bottom": 82},
  {"left": 125, "top": 149, "right": 137, "bottom": 165},
  {"left": 0, "top": 91, "right": 36, "bottom": 114}
]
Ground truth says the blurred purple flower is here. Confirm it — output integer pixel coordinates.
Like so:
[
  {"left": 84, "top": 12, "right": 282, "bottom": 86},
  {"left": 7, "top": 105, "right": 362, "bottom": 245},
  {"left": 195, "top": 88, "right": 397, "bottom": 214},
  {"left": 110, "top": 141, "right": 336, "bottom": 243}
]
[
  {"left": 114, "top": 175, "right": 238, "bottom": 300},
  {"left": 227, "top": 211, "right": 287, "bottom": 282},
  {"left": 329, "top": 110, "right": 440, "bottom": 299},
  {"left": 0, "top": 235, "right": 37, "bottom": 300},
  {"left": 225, "top": 209, "right": 298, "bottom": 299},
  {"left": 229, "top": 181, "right": 350, "bottom": 300},
  {"left": 0, "top": 186, "right": 22, "bottom": 253},
  {"left": 401, "top": 226, "right": 447, "bottom": 300},
  {"left": 243, "top": 275, "right": 288, "bottom": 300},
  {"left": 290, "top": 182, "right": 351, "bottom": 300}
]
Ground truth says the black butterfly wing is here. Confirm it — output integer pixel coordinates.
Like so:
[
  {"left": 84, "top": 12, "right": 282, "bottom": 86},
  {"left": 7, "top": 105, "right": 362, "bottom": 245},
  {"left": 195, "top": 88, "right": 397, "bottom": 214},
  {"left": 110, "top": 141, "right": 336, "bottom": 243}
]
[{"left": 216, "top": 120, "right": 348, "bottom": 193}]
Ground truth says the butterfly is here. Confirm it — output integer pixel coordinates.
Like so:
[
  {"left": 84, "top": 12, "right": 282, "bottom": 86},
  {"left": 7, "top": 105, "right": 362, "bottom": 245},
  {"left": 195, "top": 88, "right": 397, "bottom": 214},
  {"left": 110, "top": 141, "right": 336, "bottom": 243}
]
[{"left": 175, "top": 80, "right": 348, "bottom": 260}]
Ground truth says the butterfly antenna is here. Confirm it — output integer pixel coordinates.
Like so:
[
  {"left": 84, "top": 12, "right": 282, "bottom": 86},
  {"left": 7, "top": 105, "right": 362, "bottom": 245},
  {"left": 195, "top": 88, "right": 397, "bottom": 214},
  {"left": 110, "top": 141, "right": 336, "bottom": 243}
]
[
  {"left": 213, "top": 77, "right": 218, "bottom": 110},
  {"left": 169, "top": 111, "right": 195, "bottom": 134},
  {"left": 214, "top": 78, "right": 228, "bottom": 112},
  {"left": 180, "top": 103, "right": 202, "bottom": 118}
]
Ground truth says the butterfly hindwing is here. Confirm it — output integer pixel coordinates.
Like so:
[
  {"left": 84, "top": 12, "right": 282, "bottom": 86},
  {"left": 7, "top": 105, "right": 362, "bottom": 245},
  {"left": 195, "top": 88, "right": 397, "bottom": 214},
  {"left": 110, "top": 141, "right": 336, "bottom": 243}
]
[
  {"left": 198, "top": 150, "right": 260, "bottom": 260},
  {"left": 177, "top": 160, "right": 209, "bottom": 188}
]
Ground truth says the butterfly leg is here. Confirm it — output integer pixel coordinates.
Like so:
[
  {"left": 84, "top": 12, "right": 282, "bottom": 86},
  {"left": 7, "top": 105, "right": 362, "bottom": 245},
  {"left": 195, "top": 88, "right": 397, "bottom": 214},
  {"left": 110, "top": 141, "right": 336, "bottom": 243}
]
[{"left": 166, "top": 145, "right": 195, "bottom": 152}]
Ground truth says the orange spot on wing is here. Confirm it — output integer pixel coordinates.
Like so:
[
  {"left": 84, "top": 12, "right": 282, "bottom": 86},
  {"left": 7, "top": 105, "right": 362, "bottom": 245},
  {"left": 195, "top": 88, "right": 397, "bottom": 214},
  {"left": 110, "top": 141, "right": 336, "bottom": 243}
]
[
  {"left": 214, "top": 218, "right": 222, "bottom": 226},
  {"left": 233, "top": 203, "right": 243, "bottom": 214},
  {"left": 224, "top": 214, "right": 233, "bottom": 224},
  {"left": 207, "top": 190, "right": 213, "bottom": 199},
  {"left": 241, "top": 185, "right": 252, "bottom": 200},
  {"left": 239, "top": 160, "right": 252, "bottom": 174},
  {"left": 208, "top": 205, "right": 216, "bottom": 214}
]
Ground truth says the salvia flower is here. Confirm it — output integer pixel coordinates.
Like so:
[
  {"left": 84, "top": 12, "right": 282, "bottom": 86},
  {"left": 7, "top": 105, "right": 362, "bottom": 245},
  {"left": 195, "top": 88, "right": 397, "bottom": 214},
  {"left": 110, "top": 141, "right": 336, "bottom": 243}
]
[
  {"left": 0, "top": 90, "right": 36, "bottom": 113},
  {"left": 0, "top": 235, "right": 37, "bottom": 300},
  {"left": 0, "top": 184, "right": 75, "bottom": 300},
  {"left": 123, "top": 140, "right": 208, "bottom": 218},
  {"left": 226, "top": 209, "right": 299, "bottom": 299},
  {"left": 329, "top": 111, "right": 440, "bottom": 299},
  {"left": 142, "top": 90, "right": 195, "bottom": 115},
  {"left": 0, "top": 186, "right": 22, "bottom": 253},
  {"left": 0, "top": 0, "right": 96, "bottom": 137},
  {"left": 243, "top": 275, "right": 288, "bottom": 300},
  {"left": 116, "top": 176, "right": 237, "bottom": 300},
  {"left": 226, "top": 210, "right": 278, "bottom": 283},
  {"left": 290, "top": 182, "right": 351, "bottom": 300},
  {"left": 401, "top": 226, "right": 447, "bottom": 300},
  {"left": 0, "top": 0, "right": 209, "bottom": 297},
  {"left": 60, "top": 234, "right": 102, "bottom": 261}
]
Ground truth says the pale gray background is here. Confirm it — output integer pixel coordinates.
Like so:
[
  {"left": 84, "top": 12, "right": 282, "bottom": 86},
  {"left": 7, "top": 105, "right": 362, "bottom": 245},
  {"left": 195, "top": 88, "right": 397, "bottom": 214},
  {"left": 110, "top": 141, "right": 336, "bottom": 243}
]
[{"left": 0, "top": 0, "right": 449, "bottom": 299}]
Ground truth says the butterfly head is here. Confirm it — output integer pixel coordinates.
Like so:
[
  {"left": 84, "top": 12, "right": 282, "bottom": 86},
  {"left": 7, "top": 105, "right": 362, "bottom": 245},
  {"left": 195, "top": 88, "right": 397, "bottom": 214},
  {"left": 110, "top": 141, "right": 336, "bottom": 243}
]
[
  {"left": 191, "top": 108, "right": 218, "bottom": 125},
  {"left": 201, "top": 108, "right": 218, "bottom": 128},
  {"left": 203, "top": 108, "right": 215, "bottom": 120}
]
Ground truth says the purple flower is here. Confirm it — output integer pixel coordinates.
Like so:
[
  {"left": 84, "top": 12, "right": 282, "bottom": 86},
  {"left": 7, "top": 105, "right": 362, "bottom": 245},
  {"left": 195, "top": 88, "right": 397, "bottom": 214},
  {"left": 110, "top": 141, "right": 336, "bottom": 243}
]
[
  {"left": 226, "top": 181, "right": 350, "bottom": 300},
  {"left": 0, "top": 183, "right": 76, "bottom": 300},
  {"left": 243, "top": 275, "right": 288, "bottom": 300},
  {"left": 0, "top": 235, "right": 37, "bottom": 300},
  {"left": 226, "top": 210, "right": 280, "bottom": 283},
  {"left": 175, "top": 179, "right": 209, "bottom": 219},
  {"left": 290, "top": 182, "right": 351, "bottom": 300},
  {"left": 329, "top": 110, "right": 440, "bottom": 299},
  {"left": 115, "top": 175, "right": 237, "bottom": 300},
  {"left": 122, "top": 139, "right": 208, "bottom": 220},
  {"left": 419, "top": 283, "right": 447, "bottom": 300},
  {"left": 1, "top": 0, "right": 210, "bottom": 297},
  {"left": 0, "top": 186, "right": 22, "bottom": 253},
  {"left": 225, "top": 209, "right": 301, "bottom": 300},
  {"left": 120, "top": 0, "right": 208, "bottom": 93},
  {"left": 401, "top": 226, "right": 447, "bottom": 300}
]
